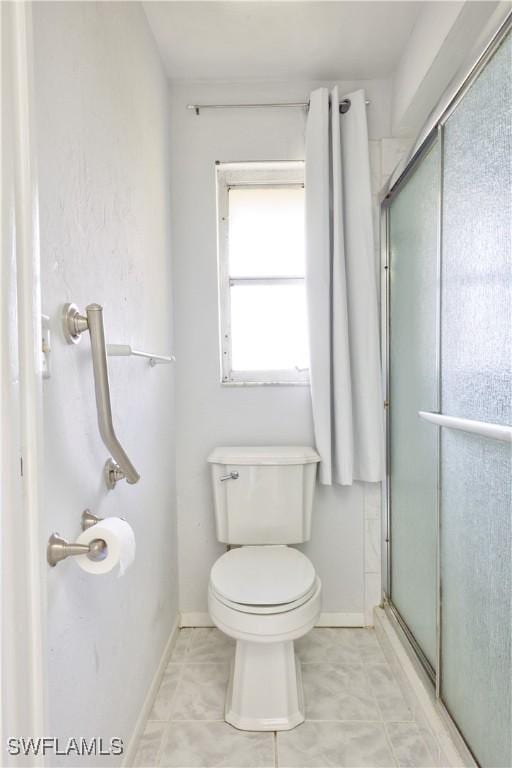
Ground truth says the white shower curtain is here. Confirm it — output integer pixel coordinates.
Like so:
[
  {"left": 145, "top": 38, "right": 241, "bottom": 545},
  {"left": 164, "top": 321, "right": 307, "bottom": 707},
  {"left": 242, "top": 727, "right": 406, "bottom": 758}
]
[{"left": 305, "top": 87, "right": 384, "bottom": 486}]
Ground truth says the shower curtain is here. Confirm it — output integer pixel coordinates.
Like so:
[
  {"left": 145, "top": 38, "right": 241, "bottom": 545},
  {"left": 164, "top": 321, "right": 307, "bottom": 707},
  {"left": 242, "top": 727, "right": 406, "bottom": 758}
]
[{"left": 305, "top": 87, "right": 383, "bottom": 486}]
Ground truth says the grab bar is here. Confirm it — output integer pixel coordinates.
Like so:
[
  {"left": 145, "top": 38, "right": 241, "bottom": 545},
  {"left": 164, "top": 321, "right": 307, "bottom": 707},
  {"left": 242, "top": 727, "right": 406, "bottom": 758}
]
[
  {"left": 63, "top": 303, "right": 140, "bottom": 485},
  {"left": 418, "top": 411, "right": 512, "bottom": 443}
]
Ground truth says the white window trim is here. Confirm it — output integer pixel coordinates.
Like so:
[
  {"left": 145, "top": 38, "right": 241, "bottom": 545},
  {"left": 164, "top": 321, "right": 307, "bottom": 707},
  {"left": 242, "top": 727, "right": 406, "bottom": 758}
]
[{"left": 216, "top": 162, "right": 309, "bottom": 386}]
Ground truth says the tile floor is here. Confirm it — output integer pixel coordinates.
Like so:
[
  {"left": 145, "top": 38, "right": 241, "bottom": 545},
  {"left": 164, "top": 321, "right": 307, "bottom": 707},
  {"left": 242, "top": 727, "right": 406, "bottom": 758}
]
[{"left": 133, "top": 628, "right": 442, "bottom": 768}]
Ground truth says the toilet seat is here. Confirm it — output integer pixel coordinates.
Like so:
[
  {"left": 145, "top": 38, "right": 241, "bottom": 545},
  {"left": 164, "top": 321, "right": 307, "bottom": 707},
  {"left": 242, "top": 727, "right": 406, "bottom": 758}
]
[
  {"left": 210, "top": 545, "right": 316, "bottom": 610},
  {"left": 210, "top": 578, "right": 319, "bottom": 615}
]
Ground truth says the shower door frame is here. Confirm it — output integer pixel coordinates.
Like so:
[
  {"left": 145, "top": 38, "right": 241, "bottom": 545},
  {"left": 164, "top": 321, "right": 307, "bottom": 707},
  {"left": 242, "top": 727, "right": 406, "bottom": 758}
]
[
  {"left": 380, "top": 125, "right": 441, "bottom": 688},
  {"left": 380, "top": 12, "right": 511, "bottom": 766}
]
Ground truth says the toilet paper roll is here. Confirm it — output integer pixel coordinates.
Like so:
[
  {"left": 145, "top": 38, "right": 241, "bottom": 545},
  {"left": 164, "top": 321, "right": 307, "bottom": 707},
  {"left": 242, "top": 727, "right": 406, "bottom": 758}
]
[{"left": 75, "top": 517, "right": 136, "bottom": 576}]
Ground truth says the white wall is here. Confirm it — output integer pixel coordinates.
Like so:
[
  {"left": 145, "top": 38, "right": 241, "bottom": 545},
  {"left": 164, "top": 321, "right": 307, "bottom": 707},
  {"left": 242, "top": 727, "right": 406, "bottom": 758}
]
[
  {"left": 391, "top": 1, "right": 502, "bottom": 137},
  {"left": 170, "top": 79, "right": 390, "bottom": 625},
  {"left": 32, "top": 3, "right": 178, "bottom": 762}
]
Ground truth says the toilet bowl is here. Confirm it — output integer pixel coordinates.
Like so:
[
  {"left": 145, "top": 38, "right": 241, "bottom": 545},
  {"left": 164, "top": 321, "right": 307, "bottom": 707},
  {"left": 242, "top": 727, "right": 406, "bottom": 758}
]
[
  {"left": 208, "top": 545, "right": 321, "bottom": 731},
  {"left": 207, "top": 446, "right": 321, "bottom": 731}
]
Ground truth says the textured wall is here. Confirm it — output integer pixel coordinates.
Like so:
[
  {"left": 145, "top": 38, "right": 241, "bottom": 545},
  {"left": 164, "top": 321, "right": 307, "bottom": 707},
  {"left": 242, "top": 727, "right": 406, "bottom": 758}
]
[
  {"left": 33, "top": 3, "right": 178, "bottom": 761},
  {"left": 170, "top": 80, "right": 390, "bottom": 622}
]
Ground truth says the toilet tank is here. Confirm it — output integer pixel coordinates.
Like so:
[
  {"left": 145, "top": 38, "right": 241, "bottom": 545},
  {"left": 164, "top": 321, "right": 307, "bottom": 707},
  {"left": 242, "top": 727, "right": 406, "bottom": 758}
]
[{"left": 208, "top": 446, "right": 320, "bottom": 545}]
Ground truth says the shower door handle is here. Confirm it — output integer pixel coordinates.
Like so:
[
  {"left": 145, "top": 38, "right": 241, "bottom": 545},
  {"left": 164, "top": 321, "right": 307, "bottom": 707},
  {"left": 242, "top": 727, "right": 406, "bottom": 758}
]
[
  {"left": 63, "top": 302, "right": 140, "bottom": 486},
  {"left": 418, "top": 411, "right": 512, "bottom": 443}
]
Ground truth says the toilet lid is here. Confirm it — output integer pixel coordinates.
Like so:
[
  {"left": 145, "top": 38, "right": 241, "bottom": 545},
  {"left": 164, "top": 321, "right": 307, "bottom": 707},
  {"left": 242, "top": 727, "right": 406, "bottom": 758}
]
[{"left": 210, "top": 546, "right": 316, "bottom": 606}]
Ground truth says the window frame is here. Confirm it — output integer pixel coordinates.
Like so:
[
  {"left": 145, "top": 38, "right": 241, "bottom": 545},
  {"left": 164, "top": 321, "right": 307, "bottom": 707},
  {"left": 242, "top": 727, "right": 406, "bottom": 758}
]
[{"left": 216, "top": 161, "right": 309, "bottom": 386}]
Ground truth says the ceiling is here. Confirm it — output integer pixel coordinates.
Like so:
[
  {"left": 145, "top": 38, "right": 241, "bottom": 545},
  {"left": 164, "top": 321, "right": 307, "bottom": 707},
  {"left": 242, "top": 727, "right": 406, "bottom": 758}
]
[{"left": 143, "top": 1, "right": 424, "bottom": 82}]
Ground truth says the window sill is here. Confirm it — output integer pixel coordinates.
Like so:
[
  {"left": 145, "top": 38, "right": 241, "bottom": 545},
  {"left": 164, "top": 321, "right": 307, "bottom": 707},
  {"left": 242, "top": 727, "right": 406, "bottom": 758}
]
[{"left": 221, "top": 379, "right": 311, "bottom": 387}]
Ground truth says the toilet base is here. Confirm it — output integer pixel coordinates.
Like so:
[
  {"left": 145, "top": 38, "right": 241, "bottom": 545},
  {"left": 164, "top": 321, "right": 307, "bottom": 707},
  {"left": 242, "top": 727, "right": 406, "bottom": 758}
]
[{"left": 225, "top": 639, "right": 304, "bottom": 731}]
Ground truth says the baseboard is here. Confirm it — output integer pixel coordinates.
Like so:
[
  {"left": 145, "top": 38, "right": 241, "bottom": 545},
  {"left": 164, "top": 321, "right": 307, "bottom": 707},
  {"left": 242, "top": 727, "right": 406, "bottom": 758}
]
[
  {"left": 180, "top": 611, "right": 213, "bottom": 627},
  {"left": 315, "top": 612, "right": 365, "bottom": 627},
  {"left": 179, "top": 611, "right": 365, "bottom": 628},
  {"left": 122, "top": 615, "right": 180, "bottom": 767}
]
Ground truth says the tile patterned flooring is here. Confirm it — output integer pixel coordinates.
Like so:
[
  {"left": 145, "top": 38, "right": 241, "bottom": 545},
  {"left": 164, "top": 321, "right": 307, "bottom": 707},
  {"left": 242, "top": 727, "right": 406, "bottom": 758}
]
[{"left": 133, "top": 628, "right": 443, "bottom": 768}]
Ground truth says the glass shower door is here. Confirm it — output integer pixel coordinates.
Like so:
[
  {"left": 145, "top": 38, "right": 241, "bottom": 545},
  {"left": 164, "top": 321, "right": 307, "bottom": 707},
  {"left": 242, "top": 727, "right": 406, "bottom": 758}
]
[
  {"left": 385, "top": 26, "right": 511, "bottom": 767},
  {"left": 439, "top": 31, "right": 512, "bottom": 768},
  {"left": 388, "top": 140, "right": 440, "bottom": 671}
]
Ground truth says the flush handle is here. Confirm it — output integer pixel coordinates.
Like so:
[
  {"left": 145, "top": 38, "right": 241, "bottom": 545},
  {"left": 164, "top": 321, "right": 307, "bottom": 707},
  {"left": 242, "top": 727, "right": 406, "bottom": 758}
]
[{"left": 219, "top": 471, "right": 239, "bottom": 482}]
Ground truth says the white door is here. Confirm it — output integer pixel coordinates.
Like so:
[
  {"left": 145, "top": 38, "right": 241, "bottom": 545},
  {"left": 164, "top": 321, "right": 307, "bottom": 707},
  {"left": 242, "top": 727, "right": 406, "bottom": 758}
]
[{"left": 1, "top": 3, "right": 46, "bottom": 763}]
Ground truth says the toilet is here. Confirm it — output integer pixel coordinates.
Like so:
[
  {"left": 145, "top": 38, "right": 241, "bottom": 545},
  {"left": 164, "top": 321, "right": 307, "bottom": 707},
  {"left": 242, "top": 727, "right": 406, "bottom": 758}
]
[{"left": 207, "top": 446, "right": 322, "bottom": 732}]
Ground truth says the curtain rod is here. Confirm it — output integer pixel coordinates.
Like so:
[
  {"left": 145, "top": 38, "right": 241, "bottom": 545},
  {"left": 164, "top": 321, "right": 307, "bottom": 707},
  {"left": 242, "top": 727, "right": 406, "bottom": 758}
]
[{"left": 186, "top": 99, "right": 370, "bottom": 116}]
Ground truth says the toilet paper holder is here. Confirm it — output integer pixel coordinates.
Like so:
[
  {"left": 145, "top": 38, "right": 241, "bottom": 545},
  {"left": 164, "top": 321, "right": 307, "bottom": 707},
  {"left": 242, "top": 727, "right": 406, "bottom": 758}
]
[{"left": 47, "top": 510, "right": 107, "bottom": 567}]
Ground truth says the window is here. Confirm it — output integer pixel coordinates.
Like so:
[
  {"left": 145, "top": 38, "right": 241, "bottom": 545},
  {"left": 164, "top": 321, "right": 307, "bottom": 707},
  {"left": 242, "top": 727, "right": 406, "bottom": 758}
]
[{"left": 216, "top": 162, "right": 309, "bottom": 385}]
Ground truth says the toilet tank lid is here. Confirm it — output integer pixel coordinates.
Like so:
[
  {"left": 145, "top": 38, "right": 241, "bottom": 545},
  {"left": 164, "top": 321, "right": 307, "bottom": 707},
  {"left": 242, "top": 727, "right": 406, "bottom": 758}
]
[{"left": 207, "top": 446, "right": 320, "bottom": 465}]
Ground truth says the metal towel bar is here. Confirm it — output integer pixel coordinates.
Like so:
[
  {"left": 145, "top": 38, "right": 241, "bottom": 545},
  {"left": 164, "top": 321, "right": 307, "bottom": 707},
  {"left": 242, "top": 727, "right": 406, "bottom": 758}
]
[
  {"left": 63, "top": 303, "right": 140, "bottom": 486},
  {"left": 418, "top": 411, "right": 512, "bottom": 442},
  {"left": 107, "top": 343, "right": 175, "bottom": 366}
]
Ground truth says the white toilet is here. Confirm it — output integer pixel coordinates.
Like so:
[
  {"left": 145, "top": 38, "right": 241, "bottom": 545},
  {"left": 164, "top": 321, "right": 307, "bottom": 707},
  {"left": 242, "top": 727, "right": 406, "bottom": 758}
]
[{"left": 207, "top": 446, "right": 322, "bottom": 732}]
